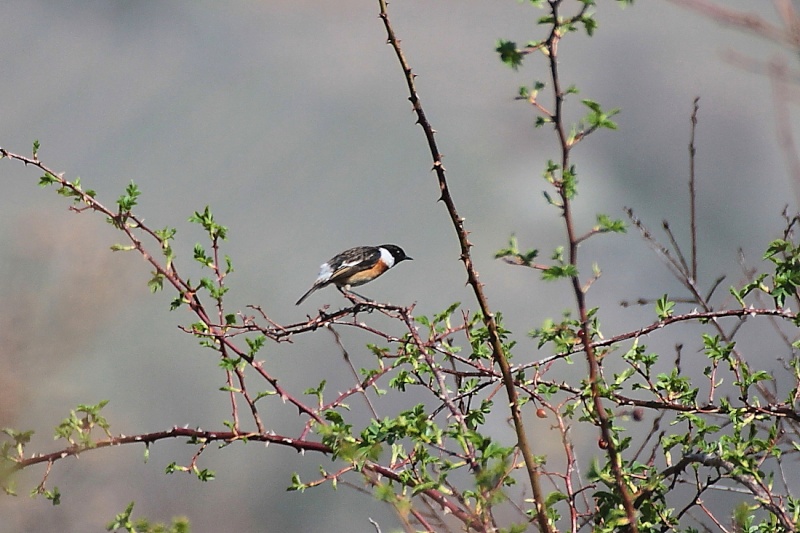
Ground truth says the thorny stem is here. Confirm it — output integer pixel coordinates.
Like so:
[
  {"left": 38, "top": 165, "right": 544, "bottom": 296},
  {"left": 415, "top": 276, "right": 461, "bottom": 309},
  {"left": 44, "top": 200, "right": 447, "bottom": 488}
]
[
  {"left": 376, "top": 2, "right": 554, "bottom": 531},
  {"left": 210, "top": 231, "right": 249, "bottom": 432},
  {"left": 544, "top": 1, "right": 639, "bottom": 529},
  {"left": 5, "top": 426, "right": 480, "bottom": 528}
]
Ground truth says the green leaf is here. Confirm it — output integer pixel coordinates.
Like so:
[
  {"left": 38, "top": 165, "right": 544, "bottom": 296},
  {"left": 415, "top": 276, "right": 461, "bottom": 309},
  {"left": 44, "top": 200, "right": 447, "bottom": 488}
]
[
  {"left": 541, "top": 264, "right": 578, "bottom": 281},
  {"left": 194, "top": 244, "right": 213, "bottom": 267},
  {"left": 496, "top": 40, "right": 523, "bottom": 70},
  {"left": 194, "top": 467, "right": 215, "bottom": 482},
  {"left": 106, "top": 501, "right": 136, "bottom": 531},
  {"left": 155, "top": 227, "right": 177, "bottom": 242},
  {"left": 148, "top": 272, "right": 165, "bottom": 293},
  {"left": 495, "top": 234, "right": 539, "bottom": 266},
  {"left": 38, "top": 172, "right": 59, "bottom": 187},
  {"left": 189, "top": 206, "right": 228, "bottom": 240},
  {"left": 655, "top": 294, "right": 675, "bottom": 319},
  {"left": 494, "top": 234, "right": 520, "bottom": 259},
  {"left": 433, "top": 301, "right": 461, "bottom": 324},
  {"left": 581, "top": 99, "right": 619, "bottom": 130},
  {"left": 595, "top": 213, "right": 626, "bottom": 233},
  {"left": 580, "top": 14, "right": 597, "bottom": 36},
  {"left": 288, "top": 473, "right": 307, "bottom": 492},
  {"left": 116, "top": 181, "right": 141, "bottom": 212}
]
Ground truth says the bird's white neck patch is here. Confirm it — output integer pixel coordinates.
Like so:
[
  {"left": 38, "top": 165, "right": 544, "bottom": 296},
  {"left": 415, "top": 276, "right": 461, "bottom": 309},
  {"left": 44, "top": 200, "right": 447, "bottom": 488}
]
[{"left": 379, "top": 247, "right": 395, "bottom": 268}]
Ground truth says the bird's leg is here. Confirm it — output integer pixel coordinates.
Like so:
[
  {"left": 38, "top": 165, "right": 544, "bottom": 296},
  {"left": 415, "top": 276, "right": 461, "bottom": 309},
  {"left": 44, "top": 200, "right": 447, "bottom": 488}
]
[{"left": 338, "top": 286, "right": 374, "bottom": 306}]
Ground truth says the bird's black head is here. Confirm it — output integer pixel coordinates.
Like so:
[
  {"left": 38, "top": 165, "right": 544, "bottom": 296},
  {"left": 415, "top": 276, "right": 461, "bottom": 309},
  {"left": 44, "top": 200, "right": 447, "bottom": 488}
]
[{"left": 379, "top": 244, "right": 412, "bottom": 264}]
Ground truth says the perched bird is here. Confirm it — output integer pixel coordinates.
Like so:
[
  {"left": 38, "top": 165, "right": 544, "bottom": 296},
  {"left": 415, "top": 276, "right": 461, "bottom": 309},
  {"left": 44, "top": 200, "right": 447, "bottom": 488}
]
[{"left": 295, "top": 244, "right": 412, "bottom": 305}]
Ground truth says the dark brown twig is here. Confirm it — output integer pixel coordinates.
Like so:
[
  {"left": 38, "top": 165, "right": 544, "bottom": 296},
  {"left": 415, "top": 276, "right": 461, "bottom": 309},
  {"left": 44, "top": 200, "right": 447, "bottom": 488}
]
[{"left": 689, "top": 97, "right": 700, "bottom": 282}]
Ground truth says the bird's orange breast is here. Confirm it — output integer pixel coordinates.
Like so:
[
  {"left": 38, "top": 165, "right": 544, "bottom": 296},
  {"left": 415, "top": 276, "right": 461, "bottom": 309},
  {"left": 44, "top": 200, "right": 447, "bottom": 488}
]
[{"left": 343, "top": 261, "right": 389, "bottom": 287}]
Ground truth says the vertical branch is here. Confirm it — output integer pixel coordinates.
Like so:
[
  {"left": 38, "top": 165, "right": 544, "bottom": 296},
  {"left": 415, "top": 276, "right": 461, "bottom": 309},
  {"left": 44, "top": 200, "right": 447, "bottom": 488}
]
[
  {"left": 689, "top": 97, "right": 700, "bottom": 283},
  {"left": 375, "top": 2, "right": 554, "bottom": 531},
  {"left": 543, "top": 2, "right": 640, "bottom": 529}
]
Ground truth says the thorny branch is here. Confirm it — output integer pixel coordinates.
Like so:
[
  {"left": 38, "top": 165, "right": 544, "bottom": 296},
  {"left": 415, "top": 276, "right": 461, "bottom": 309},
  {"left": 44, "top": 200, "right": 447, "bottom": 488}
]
[
  {"left": 375, "top": 2, "right": 554, "bottom": 532},
  {"left": 523, "top": 1, "right": 640, "bottom": 529}
]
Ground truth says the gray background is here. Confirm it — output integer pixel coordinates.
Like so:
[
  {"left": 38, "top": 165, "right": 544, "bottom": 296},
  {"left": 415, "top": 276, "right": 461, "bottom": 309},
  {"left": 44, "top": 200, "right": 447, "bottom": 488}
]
[{"left": 0, "top": 1, "right": 795, "bottom": 531}]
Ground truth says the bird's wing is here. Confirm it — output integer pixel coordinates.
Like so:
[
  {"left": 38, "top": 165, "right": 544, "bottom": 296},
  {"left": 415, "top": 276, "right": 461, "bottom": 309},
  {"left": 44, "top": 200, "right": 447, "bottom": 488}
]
[{"left": 327, "top": 246, "right": 381, "bottom": 285}]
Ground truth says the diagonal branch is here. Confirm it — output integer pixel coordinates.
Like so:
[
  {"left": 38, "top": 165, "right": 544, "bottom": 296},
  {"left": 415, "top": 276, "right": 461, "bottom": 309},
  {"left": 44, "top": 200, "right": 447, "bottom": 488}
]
[{"left": 375, "top": 2, "right": 553, "bottom": 531}]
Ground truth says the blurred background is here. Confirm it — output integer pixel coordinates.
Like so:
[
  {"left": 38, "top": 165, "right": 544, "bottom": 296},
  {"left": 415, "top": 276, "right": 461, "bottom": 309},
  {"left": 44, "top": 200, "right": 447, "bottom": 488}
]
[{"left": 1, "top": 1, "right": 797, "bottom": 531}]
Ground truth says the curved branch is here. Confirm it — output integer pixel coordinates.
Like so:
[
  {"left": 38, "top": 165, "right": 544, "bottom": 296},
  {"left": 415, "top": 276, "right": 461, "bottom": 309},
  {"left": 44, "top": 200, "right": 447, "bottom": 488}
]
[{"left": 4, "top": 426, "right": 481, "bottom": 530}]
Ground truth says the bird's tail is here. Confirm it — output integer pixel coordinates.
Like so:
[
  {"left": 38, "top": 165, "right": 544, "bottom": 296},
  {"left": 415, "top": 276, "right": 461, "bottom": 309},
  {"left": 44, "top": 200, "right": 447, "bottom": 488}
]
[{"left": 295, "top": 285, "right": 318, "bottom": 306}]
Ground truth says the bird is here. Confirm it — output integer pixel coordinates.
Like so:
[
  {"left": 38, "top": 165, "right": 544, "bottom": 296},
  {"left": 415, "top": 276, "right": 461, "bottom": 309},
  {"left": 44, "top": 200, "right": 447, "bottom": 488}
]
[{"left": 295, "top": 244, "right": 412, "bottom": 305}]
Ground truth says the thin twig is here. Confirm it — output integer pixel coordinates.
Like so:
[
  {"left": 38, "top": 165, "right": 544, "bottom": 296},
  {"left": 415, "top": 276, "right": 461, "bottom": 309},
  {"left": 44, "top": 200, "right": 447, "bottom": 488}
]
[
  {"left": 328, "top": 325, "right": 378, "bottom": 419},
  {"left": 689, "top": 97, "right": 700, "bottom": 282}
]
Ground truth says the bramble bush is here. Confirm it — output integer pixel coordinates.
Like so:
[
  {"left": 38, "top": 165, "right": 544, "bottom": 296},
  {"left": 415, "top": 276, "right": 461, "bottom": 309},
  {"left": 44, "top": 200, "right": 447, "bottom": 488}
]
[{"left": 3, "top": 1, "right": 800, "bottom": 532}]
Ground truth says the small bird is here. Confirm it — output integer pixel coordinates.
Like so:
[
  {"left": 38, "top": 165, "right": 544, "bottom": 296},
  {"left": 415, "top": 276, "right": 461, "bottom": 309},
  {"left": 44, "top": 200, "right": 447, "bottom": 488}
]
[{"left": 295, "top": 244, "right": 412, "bottom": 305}]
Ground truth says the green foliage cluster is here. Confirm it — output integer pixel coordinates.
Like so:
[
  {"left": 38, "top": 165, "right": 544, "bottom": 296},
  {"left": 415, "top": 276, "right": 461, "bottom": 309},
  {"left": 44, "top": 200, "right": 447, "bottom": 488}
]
[{"left": 107, "top": 502, "right": 190, "bottom": 533}]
